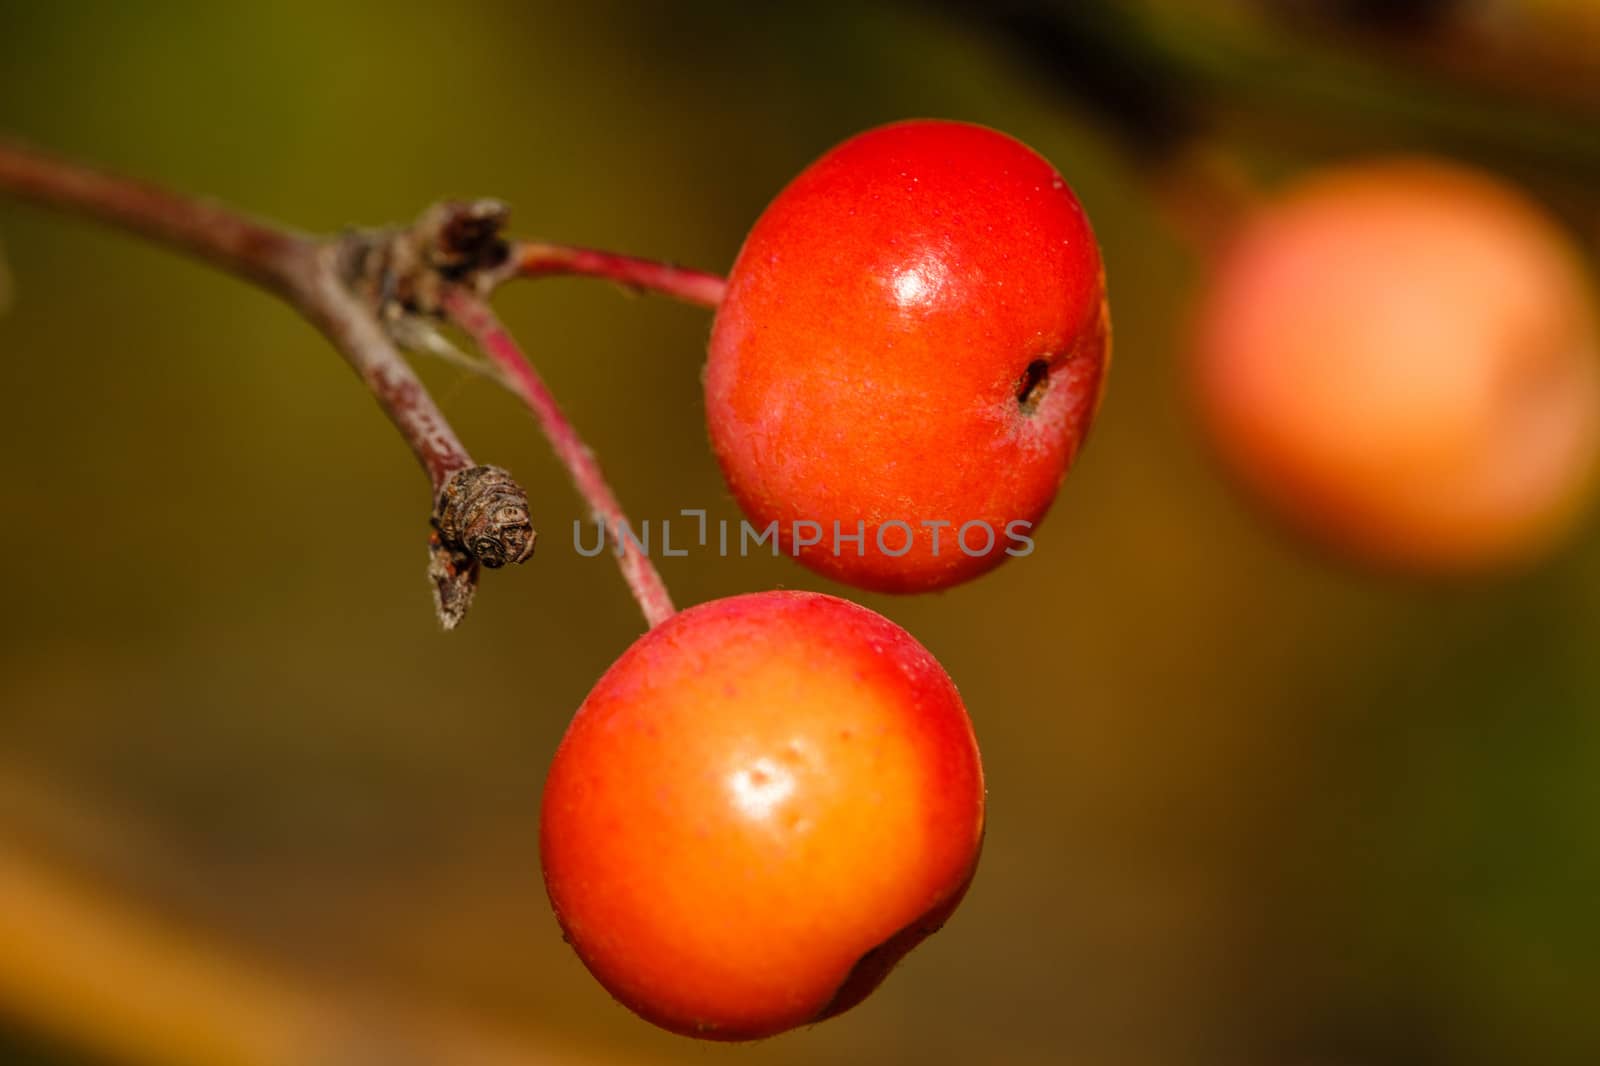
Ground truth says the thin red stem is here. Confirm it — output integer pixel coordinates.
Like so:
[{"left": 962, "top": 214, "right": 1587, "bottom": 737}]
[
  {"left": 511, "top": 241, "right": 726, "bottom": 309},
  {"left": 440, "top": 288, "right": 676, "bottom": 629}
]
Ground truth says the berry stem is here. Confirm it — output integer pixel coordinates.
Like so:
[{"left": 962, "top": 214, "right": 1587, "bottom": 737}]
[
  {"left": 510, "top": 240, "right": 726, "bottom": 308},
  {"left": 440, "top": 286, "right": 678, "bottom": 629}
]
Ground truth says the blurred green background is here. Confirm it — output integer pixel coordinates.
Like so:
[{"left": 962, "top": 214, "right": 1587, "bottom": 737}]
[{"left": 2, "top": 2, "right": 1598, "bottom": 1064}]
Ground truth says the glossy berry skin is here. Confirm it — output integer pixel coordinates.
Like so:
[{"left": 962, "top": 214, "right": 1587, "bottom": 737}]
[
  {"left": 540, "top": 591, "right": 984, "bottom": 1041},
  {"left": 706, "top": 120, "right": 1110, "bottom": 593},
  {"left": 1191, "top": 158, "right": 1600, "bottom": 573}
]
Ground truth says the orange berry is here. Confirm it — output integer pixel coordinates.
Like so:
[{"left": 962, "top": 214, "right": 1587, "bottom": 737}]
[
  {"left": 1191, "top": 158, "right": 1600, "bottom": 572},
  {"left": 541, "top": 591, "right": 984, "bottom": 1039}
]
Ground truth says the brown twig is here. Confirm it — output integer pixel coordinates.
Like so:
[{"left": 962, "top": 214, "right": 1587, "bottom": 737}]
[
  {"left": 0, "top": 140, "right": 472, "bottom": 491},
  {"left": 0, "top": 141, "right": 716, "bottom": 628},
  {"left": 0, "top": 137, "right": 309, "bottom": 296},
  {"left": 0, "top": 138, "right": 533, "bottom": 627},
  {"left": 297, "top": 244, "right": 477, "bottom": 494},
  {"left": 441, "top": 286, "right": 677, "bottom": 629}
]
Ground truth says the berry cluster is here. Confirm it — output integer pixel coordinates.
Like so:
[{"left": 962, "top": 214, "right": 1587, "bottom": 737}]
[{"left": 542, "top": 120, "right": 1109, "bottom": 1039}]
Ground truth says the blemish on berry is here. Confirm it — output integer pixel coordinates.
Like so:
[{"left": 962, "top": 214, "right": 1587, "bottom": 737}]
[{"left": 1016, "top": 359, "right": 1050, "bottom": 414}]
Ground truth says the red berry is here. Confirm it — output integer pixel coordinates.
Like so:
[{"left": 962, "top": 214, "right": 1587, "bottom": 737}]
[
  {"left": 540, "top": 591, "right": 985, "bottom": 1040},
  {"left": 1191, "top": 158, "right": 1600, "bottom": 572},
  {"left": 706, "top": 120, "right": 1110, "bottom": 593}
]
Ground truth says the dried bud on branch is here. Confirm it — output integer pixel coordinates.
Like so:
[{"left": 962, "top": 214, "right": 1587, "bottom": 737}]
[
  {"left": 434, "top": 464, "right": 537, "bottom": 569},
  {"left": 426, "top": 465, "right": 536, "bottom": 630}
]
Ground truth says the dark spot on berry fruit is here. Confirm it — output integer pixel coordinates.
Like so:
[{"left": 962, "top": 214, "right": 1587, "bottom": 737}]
[{"left": 1017, "top": 359, "right": 1050, "bottom": 413}]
